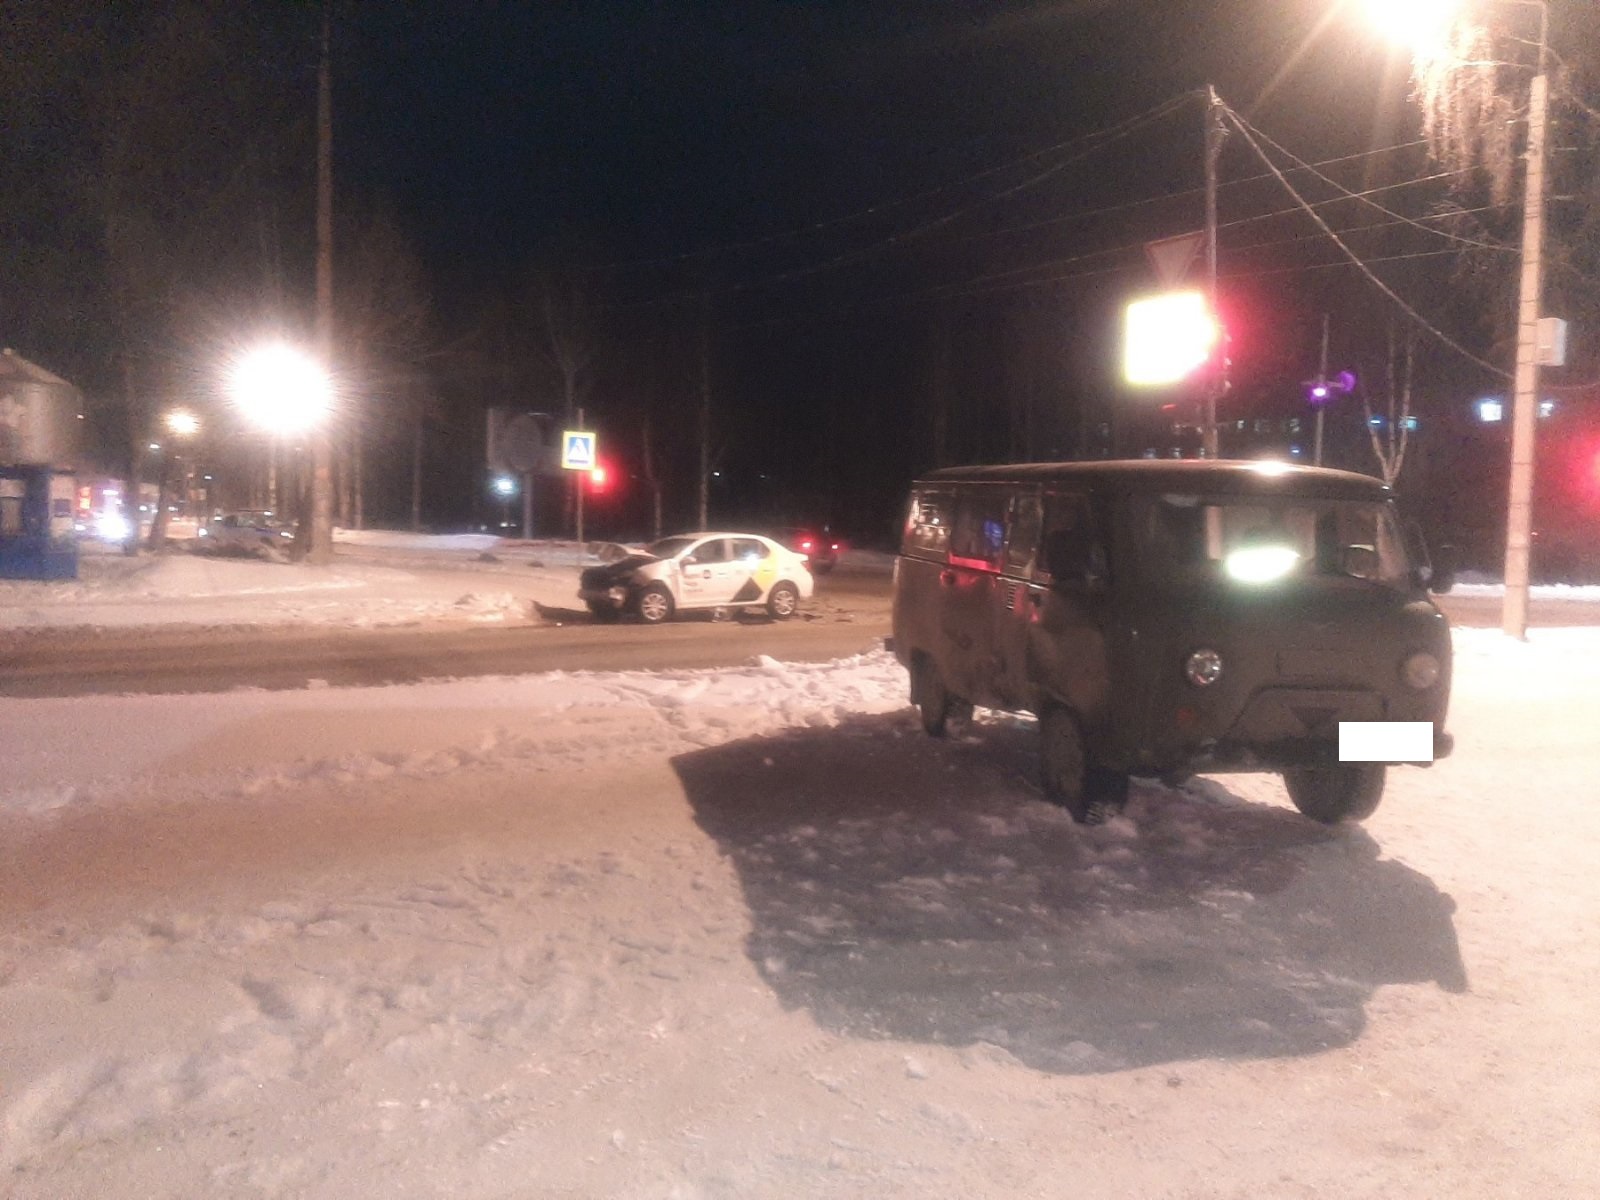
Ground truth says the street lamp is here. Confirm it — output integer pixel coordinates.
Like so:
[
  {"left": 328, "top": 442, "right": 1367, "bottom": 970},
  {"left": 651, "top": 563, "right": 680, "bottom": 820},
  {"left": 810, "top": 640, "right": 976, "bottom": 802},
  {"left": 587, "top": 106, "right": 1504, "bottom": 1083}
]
[
  {"left": 1368, "top": 0, "right": 1550, "bottom": 638},
  {"left": 162, "top": 408, "right": 201, "bottom": 523},
  {"left": 227, "top": 342, "right": 334, "bottom": 560},
  {"left": 228, "top": 344, "right": 332, "bottom": 436}
]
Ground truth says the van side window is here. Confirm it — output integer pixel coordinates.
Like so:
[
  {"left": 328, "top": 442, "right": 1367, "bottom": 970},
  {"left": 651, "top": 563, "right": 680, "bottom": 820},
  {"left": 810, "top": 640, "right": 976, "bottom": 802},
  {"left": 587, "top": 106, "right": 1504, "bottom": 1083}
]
[
  {"left": 1005, "top": 492, "right": 1041, "bottom": 574},
  {"left": 950, "top": 491, "right": 1007, "bottom": 569},
  {"left": 1037, "top": 493, "right": 1105, "bottom": 584},
  {"left": 905, "top": 490, "right": 953, "bottom": 557}
]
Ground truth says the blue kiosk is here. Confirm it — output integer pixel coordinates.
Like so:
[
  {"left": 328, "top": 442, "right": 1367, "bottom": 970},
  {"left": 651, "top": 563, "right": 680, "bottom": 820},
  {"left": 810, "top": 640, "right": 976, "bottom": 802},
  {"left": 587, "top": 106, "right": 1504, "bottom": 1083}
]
[
  {"left": 0, "top": 348, "right": 83, "bottom": 580},
  {"left": 0, "top": 465, "right": 78, "bottom": 580}
]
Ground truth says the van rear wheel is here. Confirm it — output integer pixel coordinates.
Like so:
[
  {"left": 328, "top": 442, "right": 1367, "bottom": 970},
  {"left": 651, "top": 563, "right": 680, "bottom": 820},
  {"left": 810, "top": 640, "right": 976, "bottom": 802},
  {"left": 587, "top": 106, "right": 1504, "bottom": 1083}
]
[
  {"left": 1040, "top": 706, "right": 1090, "bottom": 823},
  {"left": 1283, "top": 763, "right": 1386, "bottom": 824},
  {"left": 911, "top": 656, "right": 969, "bottom": 737}
]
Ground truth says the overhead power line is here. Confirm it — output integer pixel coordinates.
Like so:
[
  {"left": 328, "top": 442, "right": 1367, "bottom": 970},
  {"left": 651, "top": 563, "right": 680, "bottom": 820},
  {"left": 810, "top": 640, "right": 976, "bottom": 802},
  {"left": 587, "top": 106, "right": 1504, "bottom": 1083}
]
[
  {"left": 595, "top": 91, "right": 1198, "bottom": 280},
  {"left": 1218, "top": 101, "right": 1511, "bottom": 380},
  {"left": 1235, "top": 119, "right": 1511, "bottom": 252}
]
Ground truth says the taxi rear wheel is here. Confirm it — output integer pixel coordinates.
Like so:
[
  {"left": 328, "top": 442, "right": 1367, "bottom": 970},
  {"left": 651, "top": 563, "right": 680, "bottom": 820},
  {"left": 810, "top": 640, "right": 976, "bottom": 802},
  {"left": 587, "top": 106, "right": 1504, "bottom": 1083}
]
[
  {"left": 635, "top": 585, "right": 675, "bottom": 625},
  {"left": 767, "top": 581, "right": 800, "bottom": 619},
  {"left": 1283, "top": 763, "right": 1386, "bottom": 824}
]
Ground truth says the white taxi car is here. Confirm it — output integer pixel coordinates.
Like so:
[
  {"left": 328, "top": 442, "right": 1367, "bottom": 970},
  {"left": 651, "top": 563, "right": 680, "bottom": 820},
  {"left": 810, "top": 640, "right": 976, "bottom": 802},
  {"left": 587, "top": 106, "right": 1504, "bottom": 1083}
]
[{"left": 578, "top": 532, "right": 814, "bottom": 624}]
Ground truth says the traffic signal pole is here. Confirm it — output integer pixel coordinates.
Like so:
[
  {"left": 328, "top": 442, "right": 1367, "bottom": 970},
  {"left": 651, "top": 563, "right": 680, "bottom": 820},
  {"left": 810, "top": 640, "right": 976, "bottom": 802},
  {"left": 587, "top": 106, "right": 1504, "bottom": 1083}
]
[
  {"left": 1503, "top": 7, "right": 1549, "bottom": 641},
  {"left": 1202, "top": 87, "right": 1226, "bottom": 459}
]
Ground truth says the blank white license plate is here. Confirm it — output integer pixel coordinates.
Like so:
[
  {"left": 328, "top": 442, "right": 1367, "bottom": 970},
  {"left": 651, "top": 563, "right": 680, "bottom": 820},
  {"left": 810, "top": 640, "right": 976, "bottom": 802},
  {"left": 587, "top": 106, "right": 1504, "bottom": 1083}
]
[{"left": 1339, "top": 722, "right": 1434, "bottom": 762}]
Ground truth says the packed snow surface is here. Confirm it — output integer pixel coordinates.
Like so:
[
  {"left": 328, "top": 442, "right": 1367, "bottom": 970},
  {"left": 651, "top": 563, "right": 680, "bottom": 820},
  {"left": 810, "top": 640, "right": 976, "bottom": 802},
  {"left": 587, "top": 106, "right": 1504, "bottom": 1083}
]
[{"left": 2, "top": 534, "right": 1598, "bottom": 1196}]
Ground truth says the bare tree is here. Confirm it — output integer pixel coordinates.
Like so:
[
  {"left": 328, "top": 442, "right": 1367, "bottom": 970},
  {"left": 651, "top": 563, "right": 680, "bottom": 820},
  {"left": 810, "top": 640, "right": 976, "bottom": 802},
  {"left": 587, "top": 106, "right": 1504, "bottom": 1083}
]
[
  {"left": 527, "top": 267, "right": 600, "bottom": 536},
  {"left": 1361, "top": 325, "right": 1416, "bottom": 488},
  {"left": 335, "top": 203, "right": 434, "bottom": 529}
]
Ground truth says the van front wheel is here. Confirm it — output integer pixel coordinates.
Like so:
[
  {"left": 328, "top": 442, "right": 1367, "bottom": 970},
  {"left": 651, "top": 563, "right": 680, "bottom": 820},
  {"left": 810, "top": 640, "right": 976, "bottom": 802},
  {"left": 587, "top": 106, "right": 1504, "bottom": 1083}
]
[
  {"left": 911, "top": 656, "right": 969, "bottom": 737},
  {"left": 1283, "top": 763, "right": 1386, "bottom": 824}
]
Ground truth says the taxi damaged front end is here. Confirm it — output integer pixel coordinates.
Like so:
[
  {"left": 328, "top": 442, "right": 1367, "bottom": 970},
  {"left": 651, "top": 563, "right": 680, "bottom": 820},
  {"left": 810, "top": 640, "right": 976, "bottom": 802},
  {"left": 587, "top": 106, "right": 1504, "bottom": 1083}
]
[{"left": 578, "top": 555, "right": 661, "bottom": 612}]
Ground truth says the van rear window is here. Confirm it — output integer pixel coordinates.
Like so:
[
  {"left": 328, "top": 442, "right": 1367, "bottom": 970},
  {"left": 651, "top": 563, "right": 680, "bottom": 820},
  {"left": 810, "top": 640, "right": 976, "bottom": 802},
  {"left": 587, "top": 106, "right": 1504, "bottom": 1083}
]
[{"left": 905, "top": 490, "right": 953, "bottom": 557}]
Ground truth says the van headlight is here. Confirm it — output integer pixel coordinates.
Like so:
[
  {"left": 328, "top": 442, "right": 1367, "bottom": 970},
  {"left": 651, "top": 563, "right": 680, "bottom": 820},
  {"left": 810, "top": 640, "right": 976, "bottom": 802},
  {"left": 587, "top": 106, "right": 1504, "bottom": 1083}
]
[
  {"left": 1184, "top": 648, "right": 1224, "bottom": 687},
  {"left": 1401, "top": 651, "right": 1442, "bottom": 689}
]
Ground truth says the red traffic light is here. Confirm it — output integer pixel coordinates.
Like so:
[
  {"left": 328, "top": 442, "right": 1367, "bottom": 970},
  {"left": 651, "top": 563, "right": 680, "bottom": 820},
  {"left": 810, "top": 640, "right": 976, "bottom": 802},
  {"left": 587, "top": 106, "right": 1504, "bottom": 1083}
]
[{"left": 587, "top": 463, "right": 609, "bottom": 491}]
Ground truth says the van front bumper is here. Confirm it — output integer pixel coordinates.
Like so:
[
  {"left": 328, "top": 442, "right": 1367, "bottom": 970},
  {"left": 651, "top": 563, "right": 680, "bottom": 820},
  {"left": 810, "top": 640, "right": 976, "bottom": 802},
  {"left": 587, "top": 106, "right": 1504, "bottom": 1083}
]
[{"left": 1134, "top": 685, "right": 1453, "bottom": 774}]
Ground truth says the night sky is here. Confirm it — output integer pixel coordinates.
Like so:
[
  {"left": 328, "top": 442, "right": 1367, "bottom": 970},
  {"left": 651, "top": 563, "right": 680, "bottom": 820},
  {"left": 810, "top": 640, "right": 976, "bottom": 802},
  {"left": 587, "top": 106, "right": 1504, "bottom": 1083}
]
[{"left": 6, "top": 1, "right": 1597, "bottom": 544}]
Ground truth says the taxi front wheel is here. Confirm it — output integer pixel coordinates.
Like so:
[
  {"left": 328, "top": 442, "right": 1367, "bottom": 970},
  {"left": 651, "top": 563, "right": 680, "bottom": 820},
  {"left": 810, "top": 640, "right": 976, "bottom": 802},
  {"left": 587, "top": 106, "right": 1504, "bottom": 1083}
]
[
  {"left": 1283, "top": 763, "right": 1386, "bottom": 824},
  {"left": 635, "top": 584, "right": 675, "bottom": 625}
]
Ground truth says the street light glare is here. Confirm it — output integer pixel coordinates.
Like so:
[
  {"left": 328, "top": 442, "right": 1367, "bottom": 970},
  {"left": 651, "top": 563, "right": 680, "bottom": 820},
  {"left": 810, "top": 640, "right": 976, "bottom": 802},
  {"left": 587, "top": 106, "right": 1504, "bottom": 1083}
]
[
  {"left": 164, "top": 409, "right": 200, "bottom": 438},
  {"left": 1362, "top": 0, "right": 1458, "bottom": 54},
  {"left": 228, "top": 343, "right": 333, "bottom": 435}
]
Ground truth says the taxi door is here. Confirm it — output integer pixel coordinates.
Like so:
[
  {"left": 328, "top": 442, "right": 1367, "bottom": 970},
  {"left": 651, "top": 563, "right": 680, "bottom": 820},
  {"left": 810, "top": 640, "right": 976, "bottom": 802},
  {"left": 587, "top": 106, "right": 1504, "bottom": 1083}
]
[{"left": 680, "top": 537, "right": 742, "bottom": 606}]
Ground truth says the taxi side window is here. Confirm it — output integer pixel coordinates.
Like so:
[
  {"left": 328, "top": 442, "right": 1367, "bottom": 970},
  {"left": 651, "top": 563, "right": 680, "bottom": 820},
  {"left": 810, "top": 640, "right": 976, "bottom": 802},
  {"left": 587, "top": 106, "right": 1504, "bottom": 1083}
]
[
  {"left": 950, "top": 490, "right": 1007, "bottom": 568},
  {"left": 1036, "top": 493, "right": 1105, "bottom": 584},
  {"left": 690, "top": 539, "right": 729, "bottom": 564},
  {"left": 730, "top": 538, "right": 765, "bottom": 562}
]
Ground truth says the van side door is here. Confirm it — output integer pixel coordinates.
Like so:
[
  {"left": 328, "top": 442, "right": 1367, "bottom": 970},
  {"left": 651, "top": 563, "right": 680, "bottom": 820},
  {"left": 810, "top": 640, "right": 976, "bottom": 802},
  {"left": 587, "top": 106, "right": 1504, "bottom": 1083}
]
[
  {"left": 1019, "top": 491, "right": 1114, "bottom": 724},
  {"left": 943, "top": 485, "right": 1009, "bottom": 705},
  {"left": 990, "top": 487, "right": 1041, "bottom": 709}
]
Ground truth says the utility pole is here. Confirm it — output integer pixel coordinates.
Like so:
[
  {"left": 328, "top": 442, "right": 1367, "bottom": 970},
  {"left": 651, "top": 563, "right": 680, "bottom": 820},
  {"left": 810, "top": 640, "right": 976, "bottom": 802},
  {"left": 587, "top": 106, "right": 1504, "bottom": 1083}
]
[
  {"left": 1314, "top": 313, "right": 1330, "bottom": 467},
  {"left": 308, "top": 2, "right": 335, "bottom": 564},
  {"left": 575, "top": 406, "right": 586, "bottom": 557},
  {"left": 1503, "top": 4, "right": 1549, "bottom": 641},
  {"left": 698, "top": 293, "right": 711, "bottom": 531},
  {"left": 1202, "top": 86, "right": 1227, "bottom": 459}
]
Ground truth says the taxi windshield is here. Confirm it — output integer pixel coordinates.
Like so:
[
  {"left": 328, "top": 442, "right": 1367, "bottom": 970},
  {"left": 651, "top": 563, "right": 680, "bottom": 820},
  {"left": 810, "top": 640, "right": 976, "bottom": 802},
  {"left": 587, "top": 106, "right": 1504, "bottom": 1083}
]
[
  {"left": 648, "top": 536, "right": 698, "bottom": 559},
  {"left": 1131, "top": 493, "right": 1412, "bottom": 588}
]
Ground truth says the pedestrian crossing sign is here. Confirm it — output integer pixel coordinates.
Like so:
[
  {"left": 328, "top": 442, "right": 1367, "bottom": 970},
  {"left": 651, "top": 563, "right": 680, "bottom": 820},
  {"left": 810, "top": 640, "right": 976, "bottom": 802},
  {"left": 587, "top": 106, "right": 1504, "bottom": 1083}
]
[{"left": 561, "top": 430, "right": 596, "bottom": 470}]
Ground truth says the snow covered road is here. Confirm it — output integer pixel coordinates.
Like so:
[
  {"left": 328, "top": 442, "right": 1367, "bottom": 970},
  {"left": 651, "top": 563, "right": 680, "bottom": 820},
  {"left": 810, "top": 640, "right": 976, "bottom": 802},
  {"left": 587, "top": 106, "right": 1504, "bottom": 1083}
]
[{"left": 3, "top": 631, "right": 1598, "bottom": 1197}]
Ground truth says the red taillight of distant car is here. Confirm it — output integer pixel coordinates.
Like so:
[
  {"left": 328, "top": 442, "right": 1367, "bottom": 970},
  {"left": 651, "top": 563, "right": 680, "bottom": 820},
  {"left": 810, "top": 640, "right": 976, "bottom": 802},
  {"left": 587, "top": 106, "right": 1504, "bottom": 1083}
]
[{"left": 800, "top": 540, "right": 813, "bottom": 549}]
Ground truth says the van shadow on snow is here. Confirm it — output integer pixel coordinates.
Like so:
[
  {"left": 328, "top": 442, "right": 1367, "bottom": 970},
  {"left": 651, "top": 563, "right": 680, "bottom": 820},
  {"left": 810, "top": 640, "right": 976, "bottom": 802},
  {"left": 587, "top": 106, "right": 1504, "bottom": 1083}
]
[{"left": 673, "top": 712, "right": 1466, "bottom": 1076}]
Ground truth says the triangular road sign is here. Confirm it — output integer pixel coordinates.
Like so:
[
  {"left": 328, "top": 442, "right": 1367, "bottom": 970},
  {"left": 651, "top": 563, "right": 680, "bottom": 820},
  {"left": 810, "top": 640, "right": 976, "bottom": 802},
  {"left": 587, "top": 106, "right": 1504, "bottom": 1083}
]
[{"left": 1145, "top": 231, "right": 1205, "bottom": 287}]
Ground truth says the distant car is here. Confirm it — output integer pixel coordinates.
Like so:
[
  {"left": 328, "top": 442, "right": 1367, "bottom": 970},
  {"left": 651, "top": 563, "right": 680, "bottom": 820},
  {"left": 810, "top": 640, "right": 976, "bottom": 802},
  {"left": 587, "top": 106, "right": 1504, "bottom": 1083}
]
[
  {"left": 772, "top": 526, "right": 841, "bottom": 574},
  {"left": 578, "top": 531, "right": 814, "bottom": 624},
  {"left": 198, "top": 510, "right": 296, "bottom": 557}
]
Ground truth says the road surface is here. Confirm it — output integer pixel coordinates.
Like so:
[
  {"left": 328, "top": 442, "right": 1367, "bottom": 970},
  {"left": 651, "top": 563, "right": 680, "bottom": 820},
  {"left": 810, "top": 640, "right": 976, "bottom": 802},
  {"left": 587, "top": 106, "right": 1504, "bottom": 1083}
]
[
  {"left": 0, "top": 566, "right": 894, "bottom": 698},
  {"left": 4, "top": 558, "right": 1595, "bottom": 699}
]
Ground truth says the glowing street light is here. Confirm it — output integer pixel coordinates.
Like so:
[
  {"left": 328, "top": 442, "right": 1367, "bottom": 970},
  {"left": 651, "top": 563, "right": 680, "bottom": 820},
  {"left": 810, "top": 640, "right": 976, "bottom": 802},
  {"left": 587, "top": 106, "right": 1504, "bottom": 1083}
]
[
  {"left": 1123, "top": 291, "right": 1221, "bottom": 386},
  {"left": 227, "top": 343, "right": 332, "bottom": 437},
  {"left": 164, "top": 408, "right": 201, "bottom": 439},
  {"left": 1364, "top": 0, "right": 1550, "bottom": 638},
  {"left": 1360, "top": 0, "right": 1458, "bottom": 55}
]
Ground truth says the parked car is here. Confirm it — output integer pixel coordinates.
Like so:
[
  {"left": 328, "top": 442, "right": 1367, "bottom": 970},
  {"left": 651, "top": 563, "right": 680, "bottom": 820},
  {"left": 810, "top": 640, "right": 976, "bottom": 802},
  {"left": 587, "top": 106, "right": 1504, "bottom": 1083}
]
[
  {"left": 771, "top": 526, "right": 842, "bottom": 574},
  {"left": 579, "top": 531, "right": 814, "bottom": 624},
  {"left": 893, "top": 460, "right": 1455, "bottom": 826},
  {"left": 198, "top": 510, "right": 296, "bottom": 557}
]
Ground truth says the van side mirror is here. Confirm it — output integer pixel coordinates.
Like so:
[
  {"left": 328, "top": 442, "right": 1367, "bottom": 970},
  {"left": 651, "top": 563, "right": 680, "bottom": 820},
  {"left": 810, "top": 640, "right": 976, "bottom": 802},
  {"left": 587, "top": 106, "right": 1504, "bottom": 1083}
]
[
  {"left": 1428, "top": 543, "right": 1457, "bottom": 595},
  {"left": 1403, "top": 520, "right": 1456, "bottom": 595},
  {"left": 1342, "top": 545, "right": 1380, "bottom": 579}
]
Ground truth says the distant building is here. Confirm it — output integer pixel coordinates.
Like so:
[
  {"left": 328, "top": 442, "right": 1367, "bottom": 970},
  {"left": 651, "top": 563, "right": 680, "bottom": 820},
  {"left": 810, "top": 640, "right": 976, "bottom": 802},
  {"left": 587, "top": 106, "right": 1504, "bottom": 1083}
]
[{"left": 0, "top": 347, "right": 83, "bottom": 469}]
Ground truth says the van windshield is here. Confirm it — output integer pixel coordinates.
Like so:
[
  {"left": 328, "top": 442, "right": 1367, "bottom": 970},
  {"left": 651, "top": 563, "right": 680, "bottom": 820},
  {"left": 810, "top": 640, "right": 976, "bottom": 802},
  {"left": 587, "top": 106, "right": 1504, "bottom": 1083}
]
[{"left": 1130, "top": 492, "right": 1412, "bottom": 588}]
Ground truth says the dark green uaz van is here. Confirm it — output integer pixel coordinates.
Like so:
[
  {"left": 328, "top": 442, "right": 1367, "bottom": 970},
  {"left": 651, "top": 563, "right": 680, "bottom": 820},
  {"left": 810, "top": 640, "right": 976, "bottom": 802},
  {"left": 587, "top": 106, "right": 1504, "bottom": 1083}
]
[{"left": 892, "top": 461, "right": 1454, "bottom": 825}]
